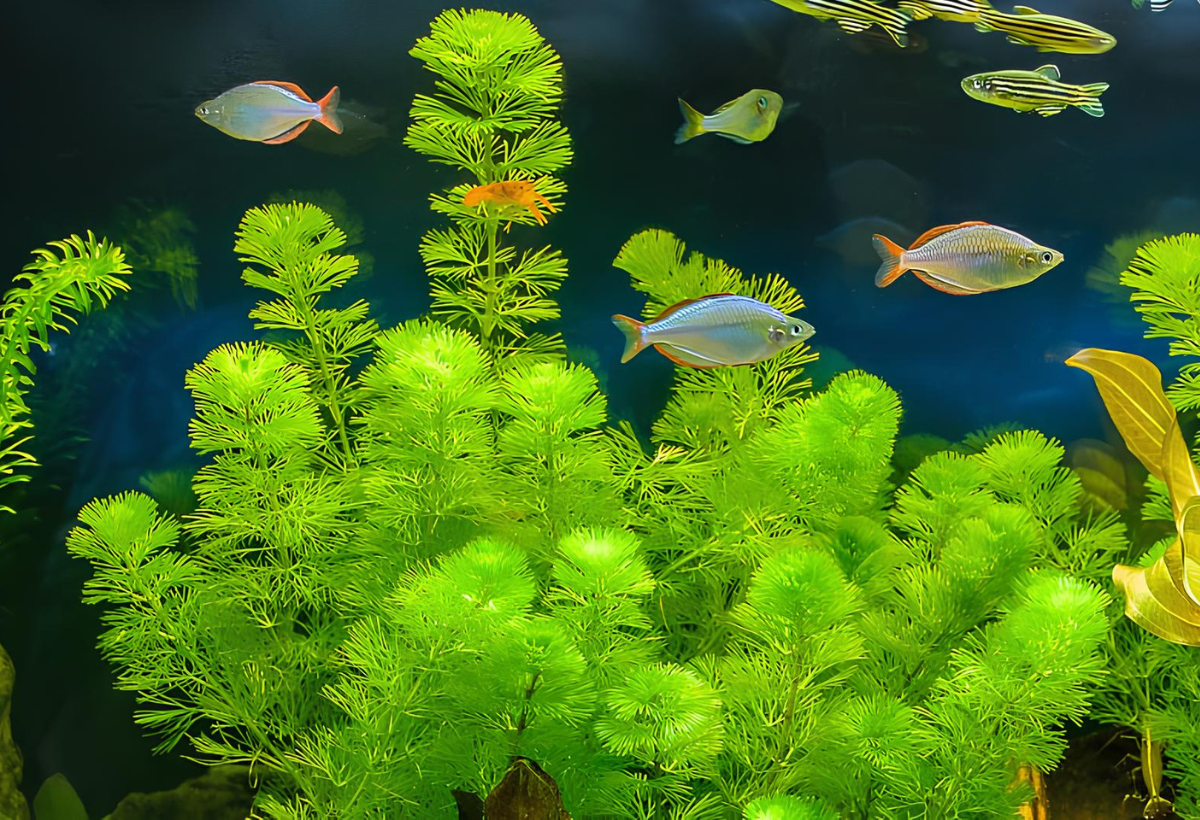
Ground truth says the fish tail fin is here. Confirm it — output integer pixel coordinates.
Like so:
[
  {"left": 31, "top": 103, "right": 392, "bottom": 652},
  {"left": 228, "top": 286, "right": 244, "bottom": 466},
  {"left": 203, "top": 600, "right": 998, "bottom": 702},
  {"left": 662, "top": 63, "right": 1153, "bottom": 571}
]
[
  {"left": 315, "top": 86, "right": 343, "bottom": 134},
  {"left": 612, "top": 314, "right": 649, "bottom": 362},
  {"left": 675, "top": 98, "right": 706, "bottom": 144},
  {"left": 1077, "top": 83, "right": 1108, "bottom": 117},
  {"left": 872, "top": 234, "right": 908, "bottom": 287}
]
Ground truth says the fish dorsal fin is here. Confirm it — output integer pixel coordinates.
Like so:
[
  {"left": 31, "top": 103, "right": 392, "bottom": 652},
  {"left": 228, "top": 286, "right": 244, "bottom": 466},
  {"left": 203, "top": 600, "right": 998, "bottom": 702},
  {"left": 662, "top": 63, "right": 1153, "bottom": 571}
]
[
  {"left": 1012, "top": 5, "right": 1040, "bottom": 13},
  {"left": 651, "top": 293, "right": 735, "bottom": 323},
  {"left": 1034, "top": 64, "right": 1061, "bottom": 80},
  {"left": 253, "top": 81, "right": 312, "bottom": 102},
  {"left": 909, "top": 221, "right": 990, "bottom": 248}
]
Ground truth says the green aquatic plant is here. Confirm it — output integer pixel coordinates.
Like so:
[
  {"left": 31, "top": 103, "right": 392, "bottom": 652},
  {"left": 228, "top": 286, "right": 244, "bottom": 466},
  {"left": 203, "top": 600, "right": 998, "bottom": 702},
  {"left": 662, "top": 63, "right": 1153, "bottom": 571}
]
[
  {"left": 265, "top": 190, "right": 375, "bottom": 280},
  {"left": 406, "top": 8, "right": 572, "bottom": 368},
  {"left": 0, "top": 233, "right": 131, "bottom": 510},
  {"left": 65, "top": 207, "right": 1116, "bottom": 818},
  {"left": 0, "top": 232, "right": 130, "bottom": 820},
  {"left": 1120, "top": 233, "right": 1200, "bottom": 412},
  {"left": 1063, "top": 234, "right": 1200, "bottom": 818}
]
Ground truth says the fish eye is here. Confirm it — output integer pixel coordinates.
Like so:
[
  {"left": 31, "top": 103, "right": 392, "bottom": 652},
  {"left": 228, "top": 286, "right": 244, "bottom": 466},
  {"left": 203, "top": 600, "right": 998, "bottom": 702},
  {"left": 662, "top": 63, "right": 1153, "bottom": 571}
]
[
  {"left": 790, "top": 324, "right": 802, "bottom": 336},
  {"left": 972, "top": 79, "right": 983, "bottom": 90},
  {"left": 198, "top": 107, "right": 209, "bottom": 115},
  {"left": 758, "top": 96, "right": 768, "bottom": 109},
  {"left": 1040, "top": 251, "right": 1054, "bottom": 264}
]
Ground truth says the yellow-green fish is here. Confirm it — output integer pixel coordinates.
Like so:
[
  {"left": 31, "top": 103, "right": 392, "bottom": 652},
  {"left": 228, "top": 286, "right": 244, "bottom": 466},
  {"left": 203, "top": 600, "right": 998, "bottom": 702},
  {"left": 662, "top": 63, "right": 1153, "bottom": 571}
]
[
  {"left": 974, "top": 7, "right": 1116, "bottom": 54},
  {"left": 962, "top": 65, "right": 1108, "bottom": 117},
  {"left": 770, "top": 0, "right": 914, "bottom": 46},
  {"left": 195, "top": 81, "right": 343, "bottom": 144},
  {"left": 613, "top": 294, "right": 814, "bottom": 368},
  {"left": 899, "top": 0, "right": 992, "bottom": 23},
  {"left": 676, "top": 90, "right": 783, "bottom": 145},
  {"left": 873, "top": 221, "right": 1063, "bottom": 294}
]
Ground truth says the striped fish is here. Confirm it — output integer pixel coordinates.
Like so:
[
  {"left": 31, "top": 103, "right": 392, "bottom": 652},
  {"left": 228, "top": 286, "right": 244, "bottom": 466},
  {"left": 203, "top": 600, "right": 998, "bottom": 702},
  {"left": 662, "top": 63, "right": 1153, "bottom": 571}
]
[
  {"left": 770, "top": 0, "right": 914, "bottom": 47},
  {"left": 961, "top": 65, "right": 1108, "bottom": 118},
  {"left": 899, "top": 0, "right": 993, "bottom": 23},
  {"left": 612, "top": 294, "right": 814, "bottom": 368},
  {"left": 872, "top": 221, "right": 1063, "bottom": 295},
  {"left": 975, "top": 6, "right": 1117, "bottom": 54}
]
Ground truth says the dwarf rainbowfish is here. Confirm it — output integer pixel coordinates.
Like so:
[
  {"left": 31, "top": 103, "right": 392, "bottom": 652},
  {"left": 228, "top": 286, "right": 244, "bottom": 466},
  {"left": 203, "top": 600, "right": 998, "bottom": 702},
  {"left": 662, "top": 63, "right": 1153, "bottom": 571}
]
[
  {"left": 962, "top": 65, "right": 1108, "bottom": 118},
  {"left": 872, "top": 221, "right": 1063, "bottom": 295},
  {"left": 974, "top": 6, "right": 1116, "bottom": 54},
  {"left": 770, "top": 0, "right": 914, "bottom": 47},
  {"left": 675, "top": 90, "right": 783, "bottom": 145},
  {"left": 195, "top": 82, "right": 343, "bottom": 144},
  {"left": 612, "top": 294, "right": 814, "bottom": 368}
]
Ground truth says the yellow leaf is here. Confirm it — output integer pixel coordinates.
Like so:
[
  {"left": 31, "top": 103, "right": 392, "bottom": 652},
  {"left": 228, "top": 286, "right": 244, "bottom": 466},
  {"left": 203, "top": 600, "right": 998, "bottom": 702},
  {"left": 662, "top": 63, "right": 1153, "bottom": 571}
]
[
  {"left": 1113, "top": 542, "right": 1200, "bottom": 646},
  {"left": 1065, "top": 349, "right": 1175, "bottom": 481}
]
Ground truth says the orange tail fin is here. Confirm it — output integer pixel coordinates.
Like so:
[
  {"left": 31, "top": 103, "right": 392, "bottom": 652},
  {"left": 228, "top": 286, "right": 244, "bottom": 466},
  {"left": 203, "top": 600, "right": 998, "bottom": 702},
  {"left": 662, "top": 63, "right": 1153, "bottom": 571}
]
[
  {"left": 315, "top": 86, "right": 343, "bottom": 134},
  {"left": 612, "top": 314, "right": 649, "bottom": 363},
  {"left": 872, "top": 234, "right": 908, "bottom": 288}
]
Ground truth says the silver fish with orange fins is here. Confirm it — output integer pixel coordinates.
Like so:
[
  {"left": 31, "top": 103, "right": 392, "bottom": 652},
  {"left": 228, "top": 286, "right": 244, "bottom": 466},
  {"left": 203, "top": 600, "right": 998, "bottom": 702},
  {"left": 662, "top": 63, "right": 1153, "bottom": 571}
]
[
  {"left": 613, "top": 294, "right": 814, "bottom": 368},
  {"left": 195, "top": 81, "right": 343, "bottom": 144},
  {"left": 872, "top": 221, "right": 1063, "bottom": 294}
]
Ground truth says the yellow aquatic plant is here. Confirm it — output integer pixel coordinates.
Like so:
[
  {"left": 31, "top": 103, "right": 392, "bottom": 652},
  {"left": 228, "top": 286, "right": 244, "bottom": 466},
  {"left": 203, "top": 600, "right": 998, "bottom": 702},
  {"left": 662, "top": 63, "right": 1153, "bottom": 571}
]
[{"left": 1067, "top": 348, "right": 1200, "bottom": 644}]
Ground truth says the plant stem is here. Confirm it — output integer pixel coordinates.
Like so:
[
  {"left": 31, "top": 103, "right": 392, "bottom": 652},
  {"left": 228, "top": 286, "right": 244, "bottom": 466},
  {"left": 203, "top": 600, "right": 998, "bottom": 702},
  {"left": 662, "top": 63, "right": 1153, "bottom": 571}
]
[{"left": 294, "top": 290, "right": 353, "bottom": 461}]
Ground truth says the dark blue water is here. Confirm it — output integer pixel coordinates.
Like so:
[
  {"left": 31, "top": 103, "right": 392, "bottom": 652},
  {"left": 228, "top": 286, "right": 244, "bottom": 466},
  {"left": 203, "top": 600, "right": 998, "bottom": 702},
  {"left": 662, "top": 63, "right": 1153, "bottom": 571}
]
[{"left": 5, "top": 0, "right": 1199, "bottom": 812}]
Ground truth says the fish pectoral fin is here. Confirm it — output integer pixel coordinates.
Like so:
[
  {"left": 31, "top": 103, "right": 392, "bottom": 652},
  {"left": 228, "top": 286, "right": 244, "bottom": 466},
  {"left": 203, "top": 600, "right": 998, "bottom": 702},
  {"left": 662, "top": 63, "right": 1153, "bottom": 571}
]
[
  {"left": 912, "top": 271, "right": 984, "bottom": 295},
  {"left": 654, "top": 343, "right": 726, "bottom": 369},
  {"left": 1034, "top": 104, "right": 1067, "bottom": 117},
  {"left": 253, "top": 80, "right": 313, "bottom": 102},
  {"left": 262, "top": 120, "right": 312, "bottom": 144}
]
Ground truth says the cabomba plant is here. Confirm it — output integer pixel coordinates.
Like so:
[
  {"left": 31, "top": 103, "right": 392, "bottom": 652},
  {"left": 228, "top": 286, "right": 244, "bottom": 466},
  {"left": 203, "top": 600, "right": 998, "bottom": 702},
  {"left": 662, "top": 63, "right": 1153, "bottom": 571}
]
[
  {"left": 405, "top": 7, "right": 571, "bottom": 368},
  {"left": 61, "top": 9, "right": 1123, "bottom": 820},
  {"left": 0, "top": 233, "right": 131, "bottom": 820}
]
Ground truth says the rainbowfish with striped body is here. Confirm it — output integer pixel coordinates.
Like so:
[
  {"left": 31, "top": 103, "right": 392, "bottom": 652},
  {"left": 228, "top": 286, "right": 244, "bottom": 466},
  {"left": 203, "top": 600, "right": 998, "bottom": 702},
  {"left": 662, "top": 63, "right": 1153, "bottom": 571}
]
[
  {"left": 872, "top": 221, "right": 1063, "bottom": 294},
  {"left": 962, "top": 65, "right": 1108, "bottom": 118},
  {"left": 974, "top": 7, "right": 1116, "bottom": 54},
  {"left": 612, "top": 294, "right": 814, "bottom": 368},
  {"left": 899, "top": 0, "right": 992, "bottom": 23},
  {"left": 676, "top": 90, "right": 784, "bottom": 145},
  {"left": 769, "top": 0, "right": 914, "bottom": 47},
  {"left": 195, "top": 82, "right": 343, "bottom": 144}
]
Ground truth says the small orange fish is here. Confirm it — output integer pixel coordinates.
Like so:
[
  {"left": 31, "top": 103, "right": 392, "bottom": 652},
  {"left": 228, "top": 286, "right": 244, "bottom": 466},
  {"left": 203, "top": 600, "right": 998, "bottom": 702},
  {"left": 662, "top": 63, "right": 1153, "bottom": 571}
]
[{"left": 463, "top": 180, "right": 557, "bottom": 225}]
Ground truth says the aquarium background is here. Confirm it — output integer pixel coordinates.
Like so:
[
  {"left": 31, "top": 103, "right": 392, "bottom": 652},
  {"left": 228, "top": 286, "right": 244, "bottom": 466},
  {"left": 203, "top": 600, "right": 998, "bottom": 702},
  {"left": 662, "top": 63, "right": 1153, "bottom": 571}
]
[{"left": 4, "top": 0, "right": 1199, "bottom": 811}]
